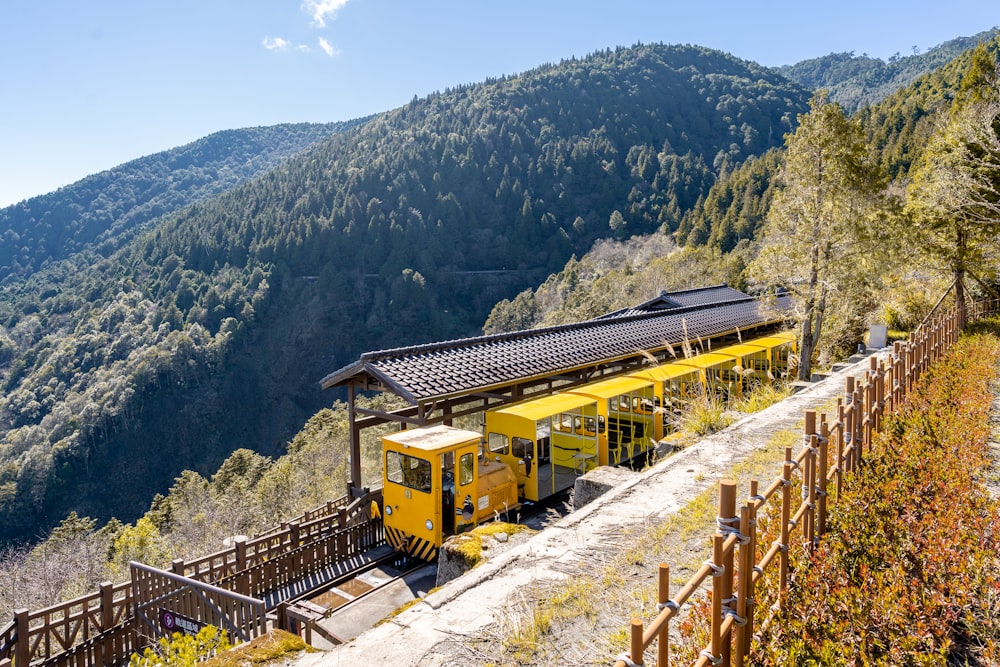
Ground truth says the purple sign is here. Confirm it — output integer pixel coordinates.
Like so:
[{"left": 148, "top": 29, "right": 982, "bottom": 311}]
[{"left": 159, "top": 608, "right": 207, "bottom": 636}]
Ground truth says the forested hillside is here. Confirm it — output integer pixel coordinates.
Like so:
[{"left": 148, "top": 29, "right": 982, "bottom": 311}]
[
  {"left": 0, "top": 43, "right": 811, "bottom": 543},
  {"left": 486, "top": 38, "right": 1000, "bottom": 360},
  {"left": 0, "top": 122, "right": 357, "bottom": 282},
  {"left": 777, "top": 28, "right": 999, "bottom": 112}
]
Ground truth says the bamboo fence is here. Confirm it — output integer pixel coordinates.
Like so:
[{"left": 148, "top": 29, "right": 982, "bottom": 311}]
[{"left": 613, "top": 299, "right": 997, "bottom": 667}]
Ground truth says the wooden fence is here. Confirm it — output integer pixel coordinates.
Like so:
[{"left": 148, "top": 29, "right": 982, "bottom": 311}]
[
  {"left": 0, "top": 490, "right": 382, "bottom": 667},
  {"left": 613, "top": 299, "right": 997, "bottom": 667}
]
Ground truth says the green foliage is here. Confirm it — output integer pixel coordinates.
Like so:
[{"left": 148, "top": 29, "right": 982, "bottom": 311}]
[
  {"left": 903, "top": 42, "right": 1000, "bottom": 318},
  {"left": 110, "top": 517, "right": 171, "bottom": 578},
  {"left": 748, "top": 92, "right": 889, "bottom": 378},
  {"left": 483, "top": 233, "right": 754, "bottom": 332},
  {"left": 676, "top": 150, "right": 782, "bottom": 251},
  {"left": 677, "top": 391, "right": 733, "bottom": 436},
  {"left": 128, "top": 625, "right": 232, "bottom": 667},
  {"left": 0, "top": 123, "right": 353, "bottom": 283},
  {"left": 778, "top": 29, "right": 1000, "bottom": 113}
]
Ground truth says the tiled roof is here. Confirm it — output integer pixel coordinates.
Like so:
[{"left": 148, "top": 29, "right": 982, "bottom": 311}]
[
  {"left": 320, "top": 291, "right": 791, "bottom": 403},
  {"left": 594, "top": 284, "right": 748, "bottom": 319}
]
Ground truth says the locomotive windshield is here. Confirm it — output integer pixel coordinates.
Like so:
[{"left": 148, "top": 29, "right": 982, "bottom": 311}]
[{"left": 385, "top": 451, "right": 432, "bottom": 493}]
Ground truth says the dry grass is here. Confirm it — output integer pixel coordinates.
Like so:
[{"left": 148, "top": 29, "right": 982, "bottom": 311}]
[{"left": 463, "top": 422, "right": 804, "bottom": 666}]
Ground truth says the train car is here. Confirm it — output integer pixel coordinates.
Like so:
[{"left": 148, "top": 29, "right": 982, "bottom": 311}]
[
  {"left": 629, "top": 362, "right": 703, "bottom": 437},
  {"left": 382, "top": 425, "right": 519, "bottom": 560},
  {"left": 381, "top": 331, "right": 799, "bottom": 561},
  {"left": 484, "top": 393, "right": 601, "bottom": 502},
  {"left": 567, "top": 375, "right": 657, "bottom": 467}
]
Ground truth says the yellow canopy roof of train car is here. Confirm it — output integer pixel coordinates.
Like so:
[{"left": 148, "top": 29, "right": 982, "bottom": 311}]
[
  {"left": 492, "top": 392, "right": 598, "bottom": 421},
  {"left": 568, "top": 375, "right": 654, "bottom": 399},
  {"left": 631, "top": 362, "right": 703, "bottom": 382}
]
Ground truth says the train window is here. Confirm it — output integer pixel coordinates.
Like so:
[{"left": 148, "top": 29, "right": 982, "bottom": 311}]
[
  {"left": 512, "top": 437, "right": 533, "bottom": 459},
  {"left": 573, "top": 415, "right": 583, "bottom": 433},
  {"left": 582, "top": 417, "right": 596, "bottom": 436},
  {"left": 488, "top": 432, "right": 509, "bottom": 455},
  {"left": 555, "top": 414, "right": 573, "bottom": 432},
  {"left": 617, "top": 395, "right": 631, "bottom": 411},
  {"left": 385, "top": 451, "right": 432, "bottom": 493},
  {"left": 537, "top": 436, "right": 550, "bottom": 462},
  {"left": 598, "top": 415, "right": 606, "bottom": 433},
  {"left": 459, "top": 453, "right": 474, "bottom": 486}
]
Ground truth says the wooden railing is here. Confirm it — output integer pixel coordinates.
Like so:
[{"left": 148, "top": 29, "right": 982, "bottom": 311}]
[
  {"left": 0, "top": 489, "right": 383, "bottom": 667},
  {"left": 614, "top": 299, "right": 997, "bottom": 666}
]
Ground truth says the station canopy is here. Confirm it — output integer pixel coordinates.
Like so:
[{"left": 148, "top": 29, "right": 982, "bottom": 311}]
[{"left": 320, "top": 284, "right": 791, "bottom": 407}]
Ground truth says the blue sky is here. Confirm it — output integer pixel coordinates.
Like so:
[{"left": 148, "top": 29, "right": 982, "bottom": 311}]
[{"left": 0, "top": 0, "right": 996, "bottom": 208}]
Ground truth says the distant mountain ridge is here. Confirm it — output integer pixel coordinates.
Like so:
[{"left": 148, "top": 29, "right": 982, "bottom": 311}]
[
  {"left": 777, "top": 28, "right": 1000, "bottom": 111},
  {"left": 0, "top": 121, "right": 362, "bottom": 283},
  {"left": 0, "top": 42, "right": 812, "bottom": 543}
]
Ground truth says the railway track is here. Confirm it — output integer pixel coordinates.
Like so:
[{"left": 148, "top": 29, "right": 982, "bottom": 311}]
[
  {"left": 279, "top": 550, "right": 435, "bottom": 647},
  {"left": 277, "top": 491, "right": 572, "bottom": 647}
]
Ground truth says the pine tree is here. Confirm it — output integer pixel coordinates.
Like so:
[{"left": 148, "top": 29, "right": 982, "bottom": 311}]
[
  {"left": 749, "top": 92, "right": 885, "bottom": 379},
  {"left": 904, "top": 43, "right": 1000, "bottom": 326}
]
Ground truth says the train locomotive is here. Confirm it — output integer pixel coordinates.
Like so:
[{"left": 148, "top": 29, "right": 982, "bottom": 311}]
[{"left": 381, "top": 331, "right": 797, "bottom": 560}]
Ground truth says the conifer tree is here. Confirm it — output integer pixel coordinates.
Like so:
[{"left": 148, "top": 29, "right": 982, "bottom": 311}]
[
  {"left": 749, "top": 92, "right": 885, "bottom": 379},
  {"left": 904, "top": 43, "right": 1000, "bottom": 327}
]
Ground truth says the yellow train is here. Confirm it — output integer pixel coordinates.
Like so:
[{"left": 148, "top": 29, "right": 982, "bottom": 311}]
[{"left": 381, "top": 331, "right": 797, "bottom": 560}]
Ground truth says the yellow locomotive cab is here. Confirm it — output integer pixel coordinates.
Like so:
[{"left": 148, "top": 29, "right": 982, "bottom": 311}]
[{"left": 382, "top": 425, "right": 518, "bottom": 561}]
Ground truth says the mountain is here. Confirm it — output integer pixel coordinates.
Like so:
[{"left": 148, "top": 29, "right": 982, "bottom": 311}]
[
  {"left": 0, "top": 122, "right": 360, "bottom": 284},
  {"left": 777, "top": 28, "right": 1000, "bottom": 112},
  {"left": 490, "top": 36, "right": 1000, "bottom": 345},
  {"left": 0, "top": 43, "right": 812, "bottom": 543}
]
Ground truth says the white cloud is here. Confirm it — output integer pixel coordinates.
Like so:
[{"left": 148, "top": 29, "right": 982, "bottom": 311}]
[
  {"left": 262, "top": 36, "right": 291, "bottom": 51},
  {"left": 302, "top": 0, "right": 352, "bottom": 28},
  {"left": 318, "top": 37, "right": 339, "bottom": 57}
]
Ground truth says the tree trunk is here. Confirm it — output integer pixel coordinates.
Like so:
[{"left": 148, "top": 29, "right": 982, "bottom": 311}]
[
  {"left": 798, "top": 316, "right": 815, "bottom": 382},
  {"left": 955, "top": 267, "right": 967, "bottom": 329}
]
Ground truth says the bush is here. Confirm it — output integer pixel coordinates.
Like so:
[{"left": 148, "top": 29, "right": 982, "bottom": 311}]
[{"left": 753, "top": 330, "right": 1000, "bottom": 665}]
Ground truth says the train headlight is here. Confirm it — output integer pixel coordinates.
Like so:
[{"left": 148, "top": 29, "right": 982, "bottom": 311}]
[
  {"left": 425, "top": 519, "right": 434, "bottom": 531},
  {"left": 385, "top": 505, "right": 392, "bottom": 515}
]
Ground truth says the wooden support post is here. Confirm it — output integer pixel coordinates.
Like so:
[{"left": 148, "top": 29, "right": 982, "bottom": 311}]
[
  {"left": 630, "top": 618, "right": 644, "bottom": 667},
  {"left": 347, "top": 384, "right": 363, "bottom": 497},
  {"left": 802, "top": 412, "right": 816, "bottom": 549},
  {"left": 289, "top": 521, "right": 301, "bottom": 549},
  {"left": 844, "top": 378, "right": 855, "bottom": 475},
  {"left": 744, "top": 481, "right": 760, "bottom": 664},
  {"left": 172, "top": 558, "right": 186, "bottom": 576},
  {"left": 100, "top": 581, "right": 114, "bottom": 666},
  {"left": 658, "top": 563, "right": 670, "bottom": 667},
  {"left": 233, "top": 537, "right": 247, "bottom": 571},
  {"left": 718, "top": 480, "right": 736, "bottom": 666},
  {"left": 836, "top": 400, "right": 845, "bottom": 495},
  {"left": 779, "top": 450, "right": 792, "bottom": 606},
  {"left": 14, "top": 609, "right": 28, "bottom": 667},
  {"left": 710, "top": 534, "right": 724, "bottom": 666},
  {"left": 734, "top": 503, "right": 752, "bottom": 666},
  {"left": 817, "top": 420, "right": 829, "bottom": 538}
]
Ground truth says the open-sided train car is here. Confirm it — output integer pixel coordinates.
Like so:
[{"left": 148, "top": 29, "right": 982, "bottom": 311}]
[
  {"left": 567, "top": 375, "right": 657, "bottom": 467},
  {"left": 484, "top": 392, "right": 600, "bottom": 502},
  {"left": 380, "top": 331, "right": 798, "bottom": 560}
]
